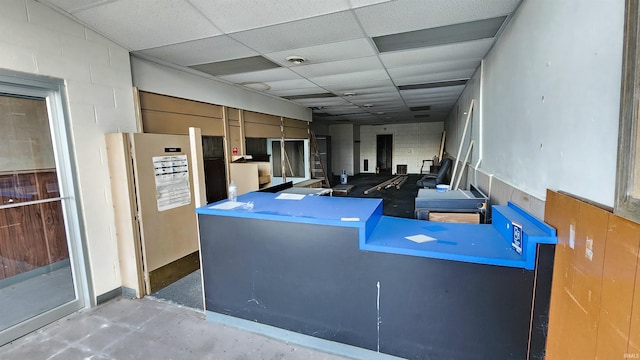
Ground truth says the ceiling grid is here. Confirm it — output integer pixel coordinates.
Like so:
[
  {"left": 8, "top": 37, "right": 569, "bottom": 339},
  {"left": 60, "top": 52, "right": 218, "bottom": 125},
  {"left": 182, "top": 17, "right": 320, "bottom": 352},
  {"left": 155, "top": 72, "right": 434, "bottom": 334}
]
[{"left": 41, "top": 0, "right": 521, "bottom": 124}]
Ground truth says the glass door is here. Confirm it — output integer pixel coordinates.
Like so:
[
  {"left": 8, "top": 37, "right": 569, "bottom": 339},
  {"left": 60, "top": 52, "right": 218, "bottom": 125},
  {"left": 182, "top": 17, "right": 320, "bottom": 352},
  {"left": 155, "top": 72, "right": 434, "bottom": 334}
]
[{"left": 0, "top": 75, "right": 87, "bottom": 345}]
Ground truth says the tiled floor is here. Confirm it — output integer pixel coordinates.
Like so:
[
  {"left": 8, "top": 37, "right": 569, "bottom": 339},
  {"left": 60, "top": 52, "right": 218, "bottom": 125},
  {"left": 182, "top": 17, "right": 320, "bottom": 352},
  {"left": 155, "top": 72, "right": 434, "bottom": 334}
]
[{"left": 0, "top": 297, "right": 353, "bottom": 360}]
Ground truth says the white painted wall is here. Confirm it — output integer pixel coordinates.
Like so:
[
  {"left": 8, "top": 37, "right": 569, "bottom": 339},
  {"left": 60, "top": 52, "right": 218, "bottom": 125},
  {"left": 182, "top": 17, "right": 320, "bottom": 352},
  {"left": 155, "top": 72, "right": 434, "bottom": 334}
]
[
  {"left": 0, "top": 0, "right": 139, "bottom": 297},
  {"left": 447, "top": 0, "right": 624, "bottom": 207},
  {"left": 360, "top": 122, "right": 444, "bottom": 174},
  {"left": 131, "top": 57, "right": 312, "bottom": 122},
  {"left": 445, "top": 66, "right": 482, "bottom": 168},
  {"left": 329, "top": 124, "right": 355, "bottom": 176}
]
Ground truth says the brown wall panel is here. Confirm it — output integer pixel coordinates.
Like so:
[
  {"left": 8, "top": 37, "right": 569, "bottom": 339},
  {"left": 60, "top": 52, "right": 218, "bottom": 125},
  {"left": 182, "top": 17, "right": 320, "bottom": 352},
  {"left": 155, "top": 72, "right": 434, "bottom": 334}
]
[
  {"left": 545, "top": 190, "right": 640, "bottom": 359},
  {"left": 244, "top": 122, "right": 281, "bottom": 138},
  {"left": 244, "top": 111, "right": 280, "bottom": 126},
  {"left": 228, "top": 125, "right": 243, "bottom": 153},
  {"left": 227, "top": 108, "right": 241, "bottom": 121},
  {"left": 595, "top": 215, "right": 640, "bottom": 358},
  {"left": 284, "top": 126, "right": 308, "bottom": 139},
  {"left": 139, "top": 91, "right": 222, "bottom": 118},
  {"left": 141, "top": 109, "right": 224, "bottom": 136},
  {"left": 570, "top": 202, "right": 608, "bottom": 319},
  {"left": 284, "top": 118, "right": 308, "bottom": 129}
]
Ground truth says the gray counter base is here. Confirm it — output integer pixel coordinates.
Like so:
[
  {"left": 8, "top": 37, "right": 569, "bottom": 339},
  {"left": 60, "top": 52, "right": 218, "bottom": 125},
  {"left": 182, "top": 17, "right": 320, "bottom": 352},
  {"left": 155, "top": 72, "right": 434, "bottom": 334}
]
[{"left": 199, "top": 215, "right": 553, "bottom": 360}]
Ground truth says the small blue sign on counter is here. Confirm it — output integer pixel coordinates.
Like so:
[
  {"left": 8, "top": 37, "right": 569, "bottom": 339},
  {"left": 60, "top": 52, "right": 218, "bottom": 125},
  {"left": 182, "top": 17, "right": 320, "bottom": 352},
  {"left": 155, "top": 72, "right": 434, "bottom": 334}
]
[{"left": 512, "top": 222, "right": 523, "bottom": 255}]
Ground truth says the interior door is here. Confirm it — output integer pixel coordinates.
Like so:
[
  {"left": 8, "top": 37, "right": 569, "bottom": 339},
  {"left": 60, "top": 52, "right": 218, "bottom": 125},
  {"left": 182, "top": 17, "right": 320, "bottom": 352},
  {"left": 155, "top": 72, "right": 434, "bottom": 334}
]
[
  {"left": 130, "top": 133, "right": 199, "bottom": 294},
  {"left": 376, "top": 134, "right": 393, "bottom": 174}
]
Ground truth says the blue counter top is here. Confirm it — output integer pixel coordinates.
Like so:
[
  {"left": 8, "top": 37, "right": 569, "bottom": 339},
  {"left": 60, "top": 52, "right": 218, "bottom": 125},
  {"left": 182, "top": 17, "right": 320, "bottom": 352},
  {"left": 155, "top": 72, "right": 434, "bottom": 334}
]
[
  {"left": 196, "top": 192, "right": 556, "bottom": 270},
  {"left": 196, "top": 191, "right": 383, "bottom": 241}
]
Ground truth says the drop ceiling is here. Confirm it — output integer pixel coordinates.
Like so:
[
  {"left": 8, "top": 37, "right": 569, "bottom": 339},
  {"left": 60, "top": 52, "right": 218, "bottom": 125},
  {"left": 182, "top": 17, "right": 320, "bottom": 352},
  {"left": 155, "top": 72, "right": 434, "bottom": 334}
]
[{"left": 40, "top": 0, "right": 521, "bottom": 125}]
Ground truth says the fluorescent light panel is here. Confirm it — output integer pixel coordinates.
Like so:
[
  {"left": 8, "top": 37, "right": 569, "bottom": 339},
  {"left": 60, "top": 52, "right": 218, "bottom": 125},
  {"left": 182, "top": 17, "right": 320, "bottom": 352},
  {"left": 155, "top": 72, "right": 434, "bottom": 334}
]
[
  {"left": 399, "top": 79, "right": 468, "bottom": 91},
  {"left": 283, "top": 93, "right": 338, "bottom": 100},
  {"left": 189, "top": 56, "right": 281, "bottom": 76},
  {"left": 373, "top": 16, "right": 507, "bottom": 53},
  {"left": 410, "top": 106, "right": 431, "bottom": 112}
]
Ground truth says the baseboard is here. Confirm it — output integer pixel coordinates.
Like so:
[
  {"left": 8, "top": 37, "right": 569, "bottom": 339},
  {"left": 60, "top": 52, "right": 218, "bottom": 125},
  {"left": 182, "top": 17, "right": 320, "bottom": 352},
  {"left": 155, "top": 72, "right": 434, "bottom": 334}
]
[
  {"left": 148, "top": 251, "right": 200, "bottom": 294},
  {"left": 96, "top": 286, "right": 124, "bottom": 305}
]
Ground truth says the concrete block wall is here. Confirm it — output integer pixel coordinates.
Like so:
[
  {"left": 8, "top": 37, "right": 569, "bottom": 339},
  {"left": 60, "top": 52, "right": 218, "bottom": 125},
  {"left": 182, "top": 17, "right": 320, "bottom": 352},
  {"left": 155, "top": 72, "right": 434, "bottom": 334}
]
[
  {"left": 0, "top": 0, "right": 138, "bottom": 299},
  {"left": 360, "top": 122, "right": 444, "bottom": 174}
]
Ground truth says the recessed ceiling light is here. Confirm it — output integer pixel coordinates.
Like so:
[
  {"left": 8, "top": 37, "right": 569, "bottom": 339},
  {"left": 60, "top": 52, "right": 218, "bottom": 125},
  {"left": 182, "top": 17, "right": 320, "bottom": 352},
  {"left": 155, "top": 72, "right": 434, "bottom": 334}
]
[
  {"left": 286, "top": 55, "right": 307, "bottom": 65},
  {"left": 240, "top": 82, "right": 271, "bottom": 91},
  {"left": 343, "top": 92, "right": 357, "bottom": 96}
]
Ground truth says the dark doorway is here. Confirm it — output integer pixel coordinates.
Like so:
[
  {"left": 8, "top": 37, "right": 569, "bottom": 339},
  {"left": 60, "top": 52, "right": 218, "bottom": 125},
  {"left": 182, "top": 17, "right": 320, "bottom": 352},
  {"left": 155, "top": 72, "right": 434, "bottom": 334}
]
[{"left": 376, "top": 134, "right": 393, "bottom": 174}]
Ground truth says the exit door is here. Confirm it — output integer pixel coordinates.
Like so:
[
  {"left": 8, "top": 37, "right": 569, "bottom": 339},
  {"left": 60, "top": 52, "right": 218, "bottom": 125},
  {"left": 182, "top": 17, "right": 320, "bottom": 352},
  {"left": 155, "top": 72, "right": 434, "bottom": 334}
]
[
  {"left": 0, "top": 79, "right": 87, "bottom": 346},
  {"left": 376, "top": 134, "right": 393, "bottom": 174}
]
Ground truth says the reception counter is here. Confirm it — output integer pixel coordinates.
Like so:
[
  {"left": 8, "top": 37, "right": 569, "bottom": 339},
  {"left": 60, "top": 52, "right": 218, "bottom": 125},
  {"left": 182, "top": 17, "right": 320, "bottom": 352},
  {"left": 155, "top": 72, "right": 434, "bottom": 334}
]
[{"left": 196, "top": 192, "right": 557, "bottom": 359}]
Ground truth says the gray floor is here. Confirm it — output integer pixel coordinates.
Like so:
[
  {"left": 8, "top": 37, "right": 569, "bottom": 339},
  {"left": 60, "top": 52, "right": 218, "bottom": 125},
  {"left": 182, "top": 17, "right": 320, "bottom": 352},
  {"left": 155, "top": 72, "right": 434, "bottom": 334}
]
[
  {"left": 150, "top": 269, "right": 203, "bottom": 310},
  {"left": 0, "top": 296, "right": 354, "bottom": 360},
  {"left": 0, "top": 264, "right": 75, "bottom": 331}
]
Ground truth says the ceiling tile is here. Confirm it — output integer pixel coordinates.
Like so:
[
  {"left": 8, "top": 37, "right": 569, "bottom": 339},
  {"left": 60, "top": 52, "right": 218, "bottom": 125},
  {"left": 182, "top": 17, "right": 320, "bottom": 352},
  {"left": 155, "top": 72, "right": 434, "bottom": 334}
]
[
  {"left": 354, "top": 0, "right": 520, "bottom": 37},
  {"left": 310, "top": 69, "right": 390, "bottom": 87},
  {"left": 43, "top": 0, "right": 108, "bottom": 12},
  {"left": 264, "top": 38, "right": 377, "bottom": 67},
  {"left": 72, "top": 0, "right": 221, "bottom": 50},
  {"left": 291, "top": 97, "right": 351, "bottom": 107},
  {"left": 189, "top": 0, "right": 351, "bottom": 33},
  {"left": 400, "top": 85, "right": 465, "bottom": 97},
  {"left": 134, "top": 35, "right": 258, "bottom": 66},
  {"left": 265, "top": 80, "right": 324, "bottom": 94},
  {"left": 322, "top": 79, "right": 396, "bottom": 93},
  {"left": 379, "top": 38, "right": 493, "bottom": 68},
  {"left": 217, "top": 67, "right": 301, "bottom": 84},
  {"left": 392, "top": 69, "right": 477, "bottom": 87},
  {"left": 291, "top": 56, "right": 383, "bottom": 78},
  {"left": 349, "top": 0, "right": 396, "bottom": 8},
  {"left": 387, "top": 59, "right": 481, "bottom": 77},
  {"left": 229, "top": 11, "right": 365, "bottom": 53}
]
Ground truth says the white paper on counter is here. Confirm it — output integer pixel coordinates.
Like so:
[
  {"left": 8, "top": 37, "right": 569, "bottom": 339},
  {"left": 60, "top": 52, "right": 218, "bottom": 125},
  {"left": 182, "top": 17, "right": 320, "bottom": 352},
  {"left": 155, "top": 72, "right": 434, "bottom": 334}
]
[
  {"left": 209, "top": 201, "right": 244, "bottom": 210},
  {"left": 405, "top": 234, "right": 437, "bottom": 243},
  {"left": 275, "top": 193, "right": 305, "bottom": 200}
]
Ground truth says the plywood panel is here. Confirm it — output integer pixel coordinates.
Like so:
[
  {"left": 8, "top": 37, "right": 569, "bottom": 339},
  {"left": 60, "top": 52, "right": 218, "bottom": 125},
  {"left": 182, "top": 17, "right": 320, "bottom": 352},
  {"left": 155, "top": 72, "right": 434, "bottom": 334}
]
[
  {"left": 141, "top": 109, "right": 224, "bottom": 136},
  {"left": 570, "top": 202, "right": 608, "bottom": 318},
  {"left": 228, "top": 125, "right": 243, "bottom": 152},
  {"left": 244, "top": 111, "right": 281, "bottom": 126},
  {"left": 284, "top": 125, "right": 308, "bottom": 139},
  {"left": 244, "top": 122, "right": 281, "bottom": 138},
  {"left": 227, "top": 107, "right": 241, "bottom": 121},
  {"left": 428, "top": 212, "right": 479, "bottom": 223},
  {"left": 625, "top": 218, "right": 640, "bottom": 355},
  {"left": 131, "top": 133, "right": 199, "bottom": 275},
  {"left": 105, "top": 133, "right": 144, "bottom": 297},
  {"left": 544, "top": 190, "right": 580, "bottom": 345},
  {"left": 284, "top": 118, "right": 308, "bottom": 128},
  {"left": 544, "top": 190, "right": 600, "bottom": 360},
  {"left": 229, "top": 163, "right": 259, "bottom": 195},
  {"left": 139, "top": 91, "right": 222, "bottom": 118},
  {"left": 595, "top": 215, "right": 640, "bottom": 359}
]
